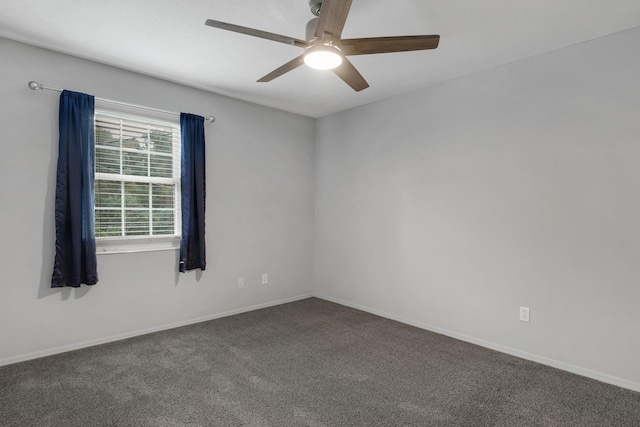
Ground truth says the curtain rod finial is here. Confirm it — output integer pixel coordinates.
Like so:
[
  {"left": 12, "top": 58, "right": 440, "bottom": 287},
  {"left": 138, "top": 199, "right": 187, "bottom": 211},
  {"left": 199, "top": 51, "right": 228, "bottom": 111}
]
[
  {"left": 28, "top": 81, "right": 42, "bottom": 90},
  {"left": 205, "top": 116, "right": 215, "bottom": 123}
]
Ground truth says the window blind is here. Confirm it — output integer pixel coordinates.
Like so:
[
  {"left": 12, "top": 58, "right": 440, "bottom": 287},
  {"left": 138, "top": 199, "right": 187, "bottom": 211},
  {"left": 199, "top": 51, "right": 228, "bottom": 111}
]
[{"left": 94, "top": 110, "right": 181, "bottom": 239}]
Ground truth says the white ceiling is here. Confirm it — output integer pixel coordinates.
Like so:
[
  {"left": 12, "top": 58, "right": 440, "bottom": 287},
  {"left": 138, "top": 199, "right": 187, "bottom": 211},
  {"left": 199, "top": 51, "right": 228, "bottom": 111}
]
[{"left": 1, "top": 0, "right": 639, "bottom": 118}]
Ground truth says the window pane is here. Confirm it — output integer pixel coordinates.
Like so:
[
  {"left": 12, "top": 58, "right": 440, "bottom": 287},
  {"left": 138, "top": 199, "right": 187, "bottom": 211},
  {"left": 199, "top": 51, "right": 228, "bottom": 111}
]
[
  {"left": 95, "top": 148, "right": 121, "bottom": 174},
  {"left": 95, "top": 123, "right": 120, "bottom": 148},
  {"left": 150, "top": 127, "right": 173, "bottom": 154},
  {"left": 152, "top": 210, "right": 174, "bottom": 235},
  {"left": 95, "top": 180, "right": 121, "bottom": 208},
  {"left": 150, "top": 154, "right": 173, "bottom": 178},
  {"left": 152, "top": 184, "right": 174, "bottom": 208},
  {"left": 125, "top": 210, "right": 149, "bottom": 236},
  {"left": 123, "top": 151, "right": 148, "bottom": 176},
  {"left": 95, "top": 210, "right": 122, "bottom": 237},
  {"left": 125, "top": 182, "right": 149, "bottom": 208},
  {"left": 122, "top": 121, "right": 149, "bottom": 151}
]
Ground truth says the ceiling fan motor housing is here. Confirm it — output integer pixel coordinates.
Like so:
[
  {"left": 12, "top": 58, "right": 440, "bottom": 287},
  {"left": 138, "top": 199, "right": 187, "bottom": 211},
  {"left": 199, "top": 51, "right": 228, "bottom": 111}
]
[{"left": 309, "top": 0, "right": 322, "bottom": 16}]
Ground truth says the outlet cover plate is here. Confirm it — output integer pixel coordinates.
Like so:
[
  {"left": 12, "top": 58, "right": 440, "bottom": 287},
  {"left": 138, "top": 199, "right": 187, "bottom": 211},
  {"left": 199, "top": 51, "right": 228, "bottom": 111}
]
[{"left": 520, "top": 307, "right": 530, "bottom": 322}]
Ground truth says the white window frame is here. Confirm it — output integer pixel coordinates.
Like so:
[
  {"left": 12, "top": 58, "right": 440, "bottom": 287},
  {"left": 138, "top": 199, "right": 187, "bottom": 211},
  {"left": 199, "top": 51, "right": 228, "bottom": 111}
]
[{"left": 93, "top": 100, "right": 181, "bottom": 255}]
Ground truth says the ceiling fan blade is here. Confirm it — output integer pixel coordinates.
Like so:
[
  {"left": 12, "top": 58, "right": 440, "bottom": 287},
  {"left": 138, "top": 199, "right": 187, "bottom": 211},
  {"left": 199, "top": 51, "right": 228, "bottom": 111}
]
[
  {"left": 205, "top": 19, "right": 308, "bottom": 48},
  {"left": 257, "top": 55, "right": 306, "bottom": 83},
  {"left": 340, "top": 35, "right": 440, "bottom": 56},
  {"left": 314, "top": 0, "right": 353, "bottom": 41},
  {"left": 332, "top": 58, "right": 369, "bottom": 92}
]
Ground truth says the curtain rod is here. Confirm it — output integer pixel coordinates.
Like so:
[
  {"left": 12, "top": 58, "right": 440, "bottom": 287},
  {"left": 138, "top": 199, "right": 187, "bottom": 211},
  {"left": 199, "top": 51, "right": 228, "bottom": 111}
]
[{"left": 28, "top": 81, "right": 215, "bottom": 123}]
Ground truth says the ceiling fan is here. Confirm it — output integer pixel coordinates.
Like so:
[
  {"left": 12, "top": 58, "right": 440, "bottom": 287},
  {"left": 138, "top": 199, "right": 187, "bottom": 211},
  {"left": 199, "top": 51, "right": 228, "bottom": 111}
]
[{"left": 205, "top": 0, "right": 440, "bottom": 92}]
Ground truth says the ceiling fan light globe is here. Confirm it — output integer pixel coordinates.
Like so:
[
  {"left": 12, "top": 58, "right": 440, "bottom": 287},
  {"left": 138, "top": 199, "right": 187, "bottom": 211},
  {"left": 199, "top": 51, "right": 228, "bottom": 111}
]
[{"left": 304, "top": 46, "right": 343, "bottom": 70}]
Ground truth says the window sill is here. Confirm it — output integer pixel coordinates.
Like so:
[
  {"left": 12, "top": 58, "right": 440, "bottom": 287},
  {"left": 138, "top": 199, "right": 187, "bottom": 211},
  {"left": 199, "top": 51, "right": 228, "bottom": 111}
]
[{"left": 96, "top": 236, "right": 180, "bottom": 255}]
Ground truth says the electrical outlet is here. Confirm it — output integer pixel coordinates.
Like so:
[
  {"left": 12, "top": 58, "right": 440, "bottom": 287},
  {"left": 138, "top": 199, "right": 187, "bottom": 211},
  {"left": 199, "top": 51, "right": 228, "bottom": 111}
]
[
  {"left": 237, "top": 278, "right": 245, "bottom": 289},
  {"left": 261, "top": 274, "right": 268, "bottom": 285},
  {"left": 519, "top": 307, "right": 530, "bottom": 323}
]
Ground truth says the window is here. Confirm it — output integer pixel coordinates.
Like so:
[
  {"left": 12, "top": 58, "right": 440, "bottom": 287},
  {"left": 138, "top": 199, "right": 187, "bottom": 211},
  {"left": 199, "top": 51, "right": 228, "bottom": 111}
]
[{"left": 93, "top": 102, "right": 181, "bottom": 253}]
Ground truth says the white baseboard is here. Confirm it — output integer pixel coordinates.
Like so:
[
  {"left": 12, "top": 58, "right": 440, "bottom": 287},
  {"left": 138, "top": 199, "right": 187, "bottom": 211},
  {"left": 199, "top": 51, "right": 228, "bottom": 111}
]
[
  {"left": 4, "top": 292, "right": 638, "bottom": 393},
  {"left": 313, "top": 293, "right": 640, "bottom": 393},
  {"left": 0, "top": 293, "right": 313, "bottom": 368}
]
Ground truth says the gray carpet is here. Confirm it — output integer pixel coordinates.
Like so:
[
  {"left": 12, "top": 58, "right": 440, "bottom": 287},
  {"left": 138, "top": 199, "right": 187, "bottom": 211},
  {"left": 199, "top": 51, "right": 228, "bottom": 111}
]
[{"left": 1, "top": 298, "right": 639, "bottom": 427}]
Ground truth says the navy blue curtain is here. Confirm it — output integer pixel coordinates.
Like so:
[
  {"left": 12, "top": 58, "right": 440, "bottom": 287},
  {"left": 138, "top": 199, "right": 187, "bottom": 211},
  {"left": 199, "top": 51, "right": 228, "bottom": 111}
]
[
  {"left": 180, "top": 113, "right": 206, "bottom": 272},
  {"left": 51, "top": 90, "right": 98, "bottom": 288}
]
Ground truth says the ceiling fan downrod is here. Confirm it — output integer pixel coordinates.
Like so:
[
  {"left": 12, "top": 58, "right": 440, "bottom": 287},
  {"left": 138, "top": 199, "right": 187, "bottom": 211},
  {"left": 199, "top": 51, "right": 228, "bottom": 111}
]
[{"left": 306, "top": 1, "right": 322, "bottom": 41}]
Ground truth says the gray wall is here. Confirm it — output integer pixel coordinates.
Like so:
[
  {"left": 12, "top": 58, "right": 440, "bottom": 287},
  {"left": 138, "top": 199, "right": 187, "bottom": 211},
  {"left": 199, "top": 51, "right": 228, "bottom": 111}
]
[
  {"left": 0, "top": 38, "right": 315, "bottom": 364},
  {"left": 2, "top": 25, "right": 640, "bottom": 391},
  {"left": 315, "top": 27, "right": 640, "bottom": 389}
]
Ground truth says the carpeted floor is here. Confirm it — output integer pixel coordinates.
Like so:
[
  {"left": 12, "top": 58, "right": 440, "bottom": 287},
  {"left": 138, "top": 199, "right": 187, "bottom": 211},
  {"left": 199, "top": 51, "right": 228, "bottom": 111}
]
[{"left": 1, "top": 298, "right": 639, "bottom": 426}]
